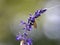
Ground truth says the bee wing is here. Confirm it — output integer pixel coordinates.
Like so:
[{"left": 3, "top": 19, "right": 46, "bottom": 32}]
[{"left": 33, "top": 21, "right": 37, "bottom": 28}]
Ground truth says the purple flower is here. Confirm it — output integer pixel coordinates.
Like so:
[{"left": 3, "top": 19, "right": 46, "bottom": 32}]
[
  {"left": 28, "top": 16, "right": 35, "bottom": 24},
  {"left": 20, "top": 20, "right": 33, "bottom": 31},
  {"left": 22, "top": 23, "right": 32, "bottom": 31},
  {"left": 16, "top": 33, "right": 27, "bottom": 41},
  {"left": 27, "top": 15, "right": 35, "bottom": 30},
  {"left": 40, "top": 9, "right": 47, "bottom": 13},
  {"left": 16, "top": 33, "right": 24, "bottom": 40},
  {"left": 34, "top": 9, "right": 47, "bottom": 18},
  {"left": 16, "top": 32, "right": 32, "bottom": 45},
  {"left": 26, "top": 38, "right": 32, "bottom": 45},
  {"left": 20, "top": 21, "right": 26, "bottom": 25},
  {"left": 23, "top": 32, "right": 28, "bottom": 36}
]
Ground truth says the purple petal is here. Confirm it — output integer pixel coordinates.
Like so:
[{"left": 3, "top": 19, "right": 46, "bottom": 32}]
[
  {"left": 23, "top": 32, "right": 28, "bottom": 36},
  {"left": 20, "top": 21, "right": 26, "bottom": 24},
  {"left": 16, "top": 35, "right": 21, "bottom": 40},
  {"left": 34, "top": 9, "right": 47, "bottom": 18},
  {"left": 40, "top": 9, "right": 47, "bottom": 13},
  {"left": 26, "top": 38, "right": 32, "bottom": 45},
  {"left": 16, "top": 33, "right": 23, "bottom": 40}
]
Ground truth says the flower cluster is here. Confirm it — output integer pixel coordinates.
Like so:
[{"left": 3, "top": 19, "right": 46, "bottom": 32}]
[
  {"left": 16, "top": 32, "right": 32, "bottom": 45},
  {"left": 16, "top": 9, "right": 47, "bottom": 45}
]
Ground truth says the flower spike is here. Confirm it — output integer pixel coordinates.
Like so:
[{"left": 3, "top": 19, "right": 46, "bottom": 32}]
[{"left": 16, "top": 8, "right": 47, "bottom": 45}]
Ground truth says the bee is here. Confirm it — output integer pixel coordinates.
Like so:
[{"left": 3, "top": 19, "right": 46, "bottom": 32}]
[{"left": 33, "top": 21, "right": 37, "bottom": 28}]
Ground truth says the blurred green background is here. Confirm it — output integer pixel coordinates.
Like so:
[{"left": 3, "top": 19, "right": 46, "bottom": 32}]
[{"left": 0, "top": 0, "right": 60, "bottom": 45}]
